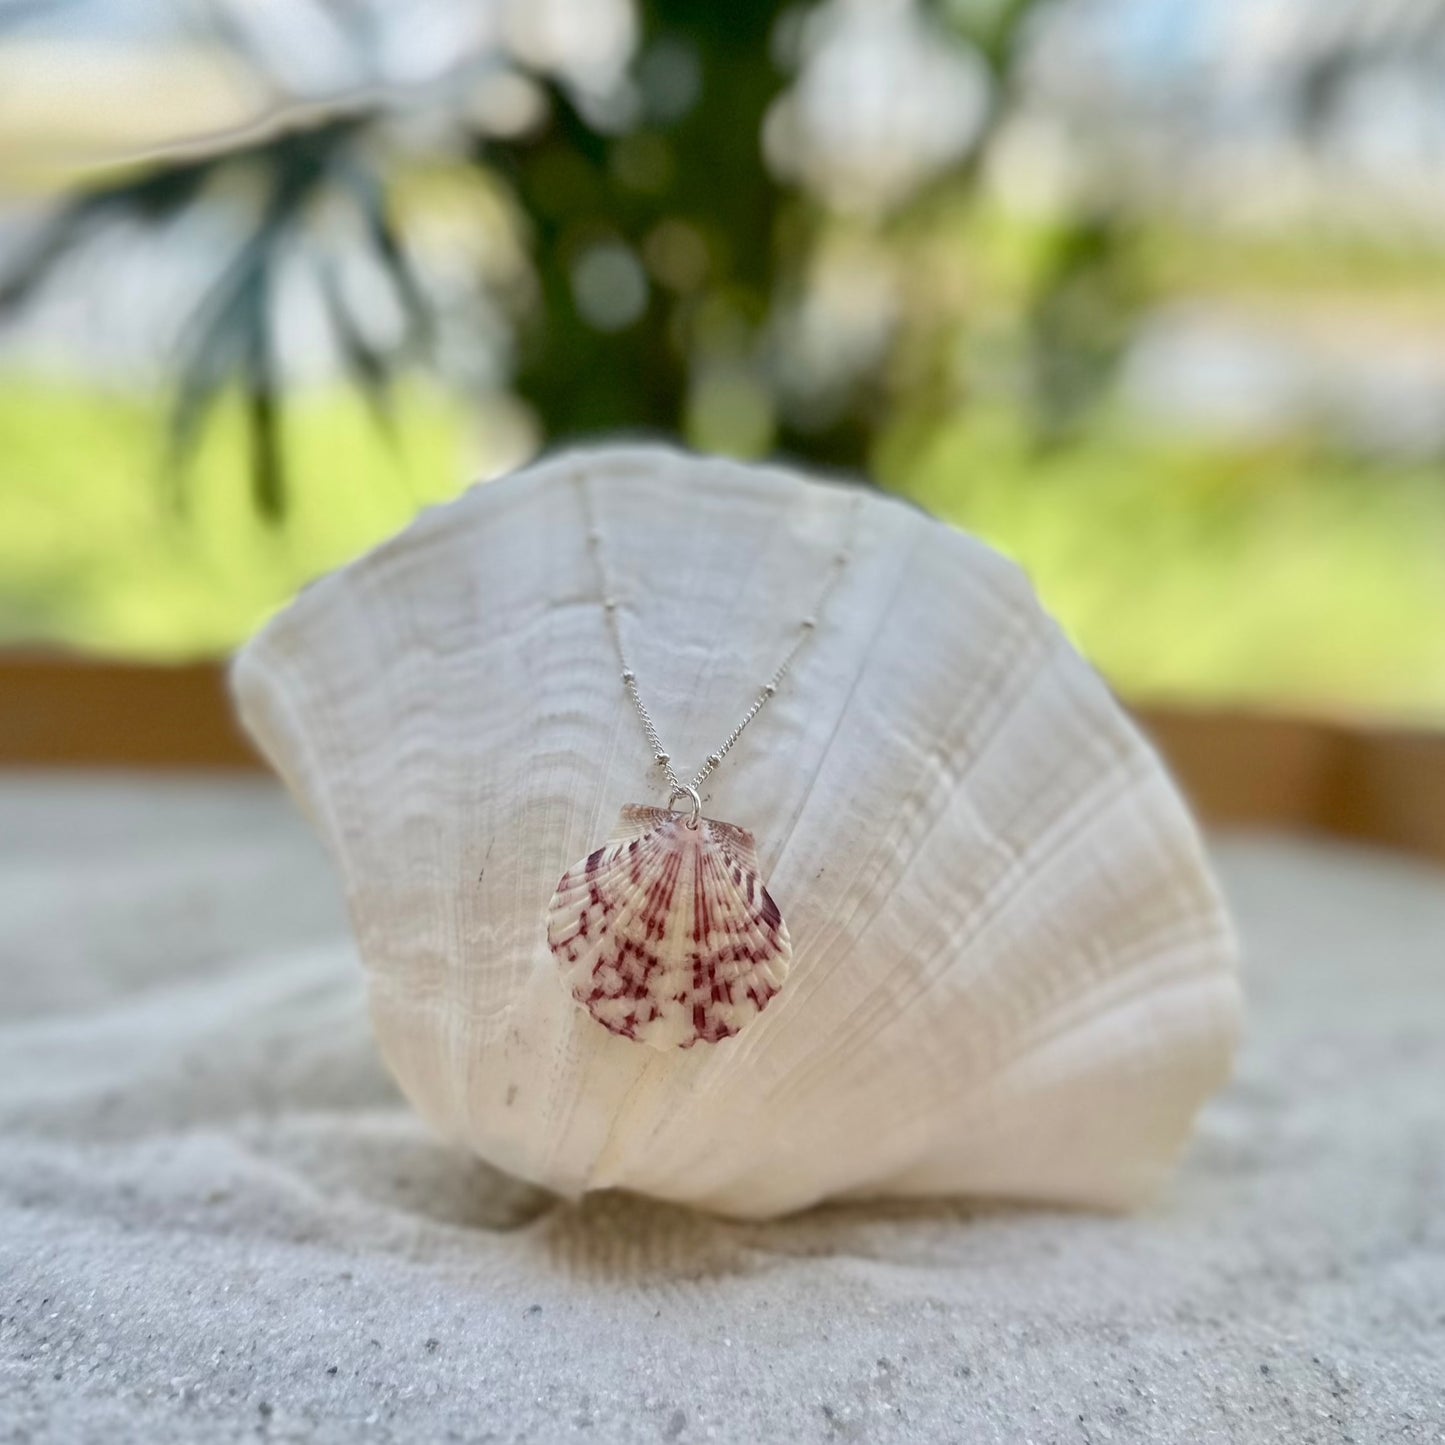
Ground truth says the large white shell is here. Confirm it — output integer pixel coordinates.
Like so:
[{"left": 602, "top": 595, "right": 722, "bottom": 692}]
[{"left": 232, "top": 444, "right": 1240, "bottom": 1219}]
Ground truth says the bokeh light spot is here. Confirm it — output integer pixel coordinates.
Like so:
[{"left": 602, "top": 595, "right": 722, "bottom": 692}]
[{"left": 570, "top": 242, "right": 649, "bottom": 332}]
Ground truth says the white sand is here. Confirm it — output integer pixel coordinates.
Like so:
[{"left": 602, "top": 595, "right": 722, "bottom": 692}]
[{"left": 1, "top": 775, "right": 1441, "bottom": 1444}]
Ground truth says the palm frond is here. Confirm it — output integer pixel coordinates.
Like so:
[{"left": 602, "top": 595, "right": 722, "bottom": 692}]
[{"left": 0, "top": 109, "right": 432, "bottom": 520}]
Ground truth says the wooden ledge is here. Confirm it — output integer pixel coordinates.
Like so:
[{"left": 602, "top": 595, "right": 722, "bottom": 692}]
[
  {"left": 2, "top": 655, "right": 1443, "bottom": 861},
  {"left": 0, "top": 657, "right": 257, "bottom": 770}
]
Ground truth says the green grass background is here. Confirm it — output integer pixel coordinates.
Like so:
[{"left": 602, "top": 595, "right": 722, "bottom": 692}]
[{"left": 4, "top": 372, "right": 1443, "bottom": 720}]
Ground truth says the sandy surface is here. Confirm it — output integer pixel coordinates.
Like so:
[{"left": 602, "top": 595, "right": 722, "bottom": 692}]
[{"left": 0, "top": 775, "right": 1441, "bottom": 1444}]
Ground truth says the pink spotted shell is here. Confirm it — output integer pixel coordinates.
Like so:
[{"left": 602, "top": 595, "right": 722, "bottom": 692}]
[{"left": 546, "top": 805, "right": 792, "bottom": 1049}]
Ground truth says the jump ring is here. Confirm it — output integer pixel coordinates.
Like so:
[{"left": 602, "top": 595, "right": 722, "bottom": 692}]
[{"left": 668, "top": 784, "right": 702, "bottom": 829}]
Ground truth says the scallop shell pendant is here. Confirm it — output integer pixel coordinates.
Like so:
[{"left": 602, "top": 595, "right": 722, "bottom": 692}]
[{"left": 547, "top": 803, "right": 791, "bottom": 1050}]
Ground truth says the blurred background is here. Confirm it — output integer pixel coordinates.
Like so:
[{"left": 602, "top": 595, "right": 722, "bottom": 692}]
[{"left": 1, "top": 0, "right": 1444, "bottom": 724}]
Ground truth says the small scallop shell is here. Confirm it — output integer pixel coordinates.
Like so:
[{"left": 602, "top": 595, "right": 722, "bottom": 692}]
[{"left": 547, "top": 805, "right": 791, "bottom": 1050}]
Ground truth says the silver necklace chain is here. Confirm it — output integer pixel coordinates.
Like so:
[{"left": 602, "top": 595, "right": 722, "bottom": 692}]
[{"left": 579, "top": 480, "right": 862, "bottom": 819}]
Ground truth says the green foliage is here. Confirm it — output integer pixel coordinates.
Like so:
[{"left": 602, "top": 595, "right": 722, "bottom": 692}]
[
  {"left": 0, "top": 117, "right": 433, "bottom": 519},
  {"left": 0, "top": 377, "right": 470, "bottom": 655},
  {"left": 5, "top": 376, "right": 1445, "bottom": 722},
  {"left": 4, "top": 1, "right": 1444, "bottom": 721},
  {"left": 888, "top": 409, "right": 1445, "bottom": 718},
  {"left": 0, "top": 0, "right": 1064, "bottom": 514}
]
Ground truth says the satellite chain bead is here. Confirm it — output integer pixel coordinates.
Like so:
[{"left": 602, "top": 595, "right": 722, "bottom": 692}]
[{"left": 578, "top": 478, "right": 862, "bottom": 803}]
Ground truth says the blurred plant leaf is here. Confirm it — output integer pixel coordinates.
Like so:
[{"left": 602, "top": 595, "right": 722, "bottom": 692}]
[
  {"left": 316, "top": 260, "right": 396, "bottom": 436},
  {"left": 1025, "top": 208, "right": 1142, "bottom": 446},
  {"left": 333, "top": 154, "right": 433, "bottom": 354},
  {"left": 0, "top": 0, "right": 1125, "bottom": 519},
  {"left": 0, "top": 109, "right": 437, "bottom": 519},
  {"left": 941, "top": 0, "right": 1044, "bottom": 75},
  {"left": 0, "top": 164, "right": 212, "bottom": 315}
]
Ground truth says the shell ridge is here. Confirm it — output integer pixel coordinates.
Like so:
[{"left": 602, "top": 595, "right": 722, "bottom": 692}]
[
  {"left": 551, "top": 816, "right": 676, "bottom": 1022},
  {"left": 996, "top": 920, "right": 1239, "bottom": 1072},
  {"left": 768, "top": 743, "right": 1161, "bottom": 1107},
  {"left": 232, "top": 622, "right": 369, "bottom": 918},
  {"left": 736, "top": 583, "right": 1057, "bottom": 1087},
  {"left": 551, "top": 820, "right": 674, "bottom": 950},
  {"left": 875, "top": 968, "right": 1242, "bottom": 1207},
  {"left": 761, "top": 514, "right": 930, "bottom": 902},
  {"left": 751, "top": 757, "right": 1202, "bottom": 1127},
  {"left": 713, "top": 946, "right": 1239, "bottom": 1216},
  {"left": 551, "top": 824, "right": 681, "bottom": 1038},
  {"left": 783, "top": 606, "right": 1061, "bottom": 981},
  {"left": 696, "top": 835, "right": 788, "bottom": 986}
]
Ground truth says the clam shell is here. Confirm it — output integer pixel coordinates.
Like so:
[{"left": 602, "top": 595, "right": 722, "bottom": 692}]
[
  {"left": 232, "top": 444, "right": 1240, "bottom": 1219},
  {"left": 547, "top": 805, "right": 791, "bottom": 1050}
]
